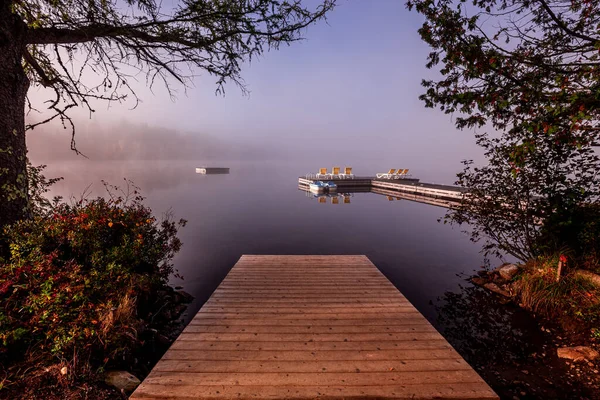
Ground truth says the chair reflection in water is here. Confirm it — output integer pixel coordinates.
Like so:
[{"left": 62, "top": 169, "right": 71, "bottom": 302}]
[{"left": 313, "top": 193, "right": 352, "bottom": 204}]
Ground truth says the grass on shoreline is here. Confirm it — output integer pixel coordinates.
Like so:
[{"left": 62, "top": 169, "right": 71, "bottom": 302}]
[{"left": 511, "top": 257, "right": 600, "bottom": 336}]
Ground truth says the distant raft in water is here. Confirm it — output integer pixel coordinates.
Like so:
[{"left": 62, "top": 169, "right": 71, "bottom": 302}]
[{"left": 195, "top": 167, "right": 230, "bottom": 174}]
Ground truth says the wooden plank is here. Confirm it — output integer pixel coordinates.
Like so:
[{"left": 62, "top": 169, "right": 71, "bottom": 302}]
[
  {"left": 198, "top": 306, "right": 416, "bottom": 314},
  {"left": 131, "top": 255, "right": 498, "bottom": 400},
  {"left": 201, "top": 303, "right": 411, "bottom": 309},
  {"left": 180, "top": 324, "right": 435, "bottom": 334},
  {"left": 175, "top": 332, "right": 444, "bottom": 342},
  {"left": 193, "top": 313, "right": 423, "bottom": 320},
  {"left": 221, "top": 277, "right": 391, "bottom": 281},
  {"left": 151, "top": 359, "right": 470, "bottom": 373},
  {"left": 219, "top": 281, "right": 392, "bottom": 285},
  {"left": 209, "top": 290, "right": 406, "bottom": 295},
  {"left": 166, "top": 340, "right": 451, "bottom": 352},
  {"left": 188, "top": 318, "right": 432, "bottom": 326},
  {"left": 233, "top": 264, "right": 362, "bottom": 268},
  {"left": 203, "top": 298, "right": 408, "bottom": 304},
  {"left": 233, "top": 263, "right": 373, "bottom": 267},
  {"left": 160, "top": 348, "right": 464, "bottom": 361},
  {"left": 130, "top": 383, "right": 498, "bottom": 400},
  {"left": 224, "top": 272, "right": 386, "bottom": 276},
  {"left": 207, "top": 293, "right": 406, "bottom": 299},
  {"left": 142, "top": 370, "right": 486, "bottom": 386},
  {"left": 228, "top": 266, "right": 374, "bottom": 270},
  {"left": 222, "top": 276, "right": 392, "bottom": 280}
]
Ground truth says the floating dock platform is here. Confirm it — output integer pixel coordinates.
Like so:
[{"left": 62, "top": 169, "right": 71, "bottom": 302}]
[
  {"left": 196, "top": 167, "right": 230, "bottom": 174},
  {"left": 131, "top": 255, "right": 497, "bottom": 399},
  {"left": 299, "top": 177, "right": 466, "bottom": 206}
]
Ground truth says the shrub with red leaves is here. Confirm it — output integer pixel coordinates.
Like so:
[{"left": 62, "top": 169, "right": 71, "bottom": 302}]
[{"left": 0, "top": 192, "right": 186, "bottom": 368}]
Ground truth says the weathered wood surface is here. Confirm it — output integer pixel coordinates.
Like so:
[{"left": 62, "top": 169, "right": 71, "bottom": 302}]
[{"left": 131, "top": 255, "right": 498, "bottom": 399}]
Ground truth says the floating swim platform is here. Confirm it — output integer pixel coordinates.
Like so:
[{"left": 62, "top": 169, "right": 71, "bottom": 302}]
[{"left": 195, "top": 167, "right": 230, "bottom": 174}]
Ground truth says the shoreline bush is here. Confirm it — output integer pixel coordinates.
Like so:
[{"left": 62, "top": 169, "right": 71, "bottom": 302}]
[{"left": 0, "top": 182, "right": 186, "bottom": 392}]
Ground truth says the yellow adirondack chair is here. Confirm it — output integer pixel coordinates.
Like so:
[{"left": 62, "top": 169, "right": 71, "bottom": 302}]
[
  {"left": 331, "top": 166, "right": 341, "bottom": 179},
  {"left": 376, "top": 169, "right": 396, "bottom": 179},
  {"left": 316, "top": 168, "right": 328, "bottom": 179},
  {"left": 339, "top": 167, "right": 354, "bottom": 179}
]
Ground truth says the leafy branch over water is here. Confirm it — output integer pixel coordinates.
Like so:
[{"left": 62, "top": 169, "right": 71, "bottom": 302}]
[{"left": 408, "top": 0, "right": 600, "bottom": 262}]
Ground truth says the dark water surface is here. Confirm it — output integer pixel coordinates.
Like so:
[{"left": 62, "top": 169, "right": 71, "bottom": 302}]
[{"left": 45, "top": 160, "right": 499, "bottom": 322}]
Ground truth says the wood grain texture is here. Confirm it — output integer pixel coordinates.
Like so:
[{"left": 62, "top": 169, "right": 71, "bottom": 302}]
[{"left": 130, "top": 255, "right": 498, "bottom": 399}]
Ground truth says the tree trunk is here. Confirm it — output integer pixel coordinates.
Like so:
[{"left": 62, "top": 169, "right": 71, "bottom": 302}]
[{"left": 0, "top": 4, "right": 29, "bottom": 232}]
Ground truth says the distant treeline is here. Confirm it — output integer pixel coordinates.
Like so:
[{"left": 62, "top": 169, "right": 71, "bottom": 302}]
[{"left": 26, "top": 119, "right": 267, "bottom": 162}]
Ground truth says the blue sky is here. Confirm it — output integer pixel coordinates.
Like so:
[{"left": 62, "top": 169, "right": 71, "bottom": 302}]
[{"left": 29, "top": 0, "right": 484, "bottom": 183}]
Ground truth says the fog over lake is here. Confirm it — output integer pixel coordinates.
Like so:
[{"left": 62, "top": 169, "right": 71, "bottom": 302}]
[
  {"left": 25, "top": 0, "right": 502, "bottom": 331},
  {"left": 28, "top": 120, "right": 505, "bottom": 326}
]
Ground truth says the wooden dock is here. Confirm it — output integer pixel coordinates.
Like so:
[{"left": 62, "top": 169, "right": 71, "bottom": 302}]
[{"left": 131, "top": 255, "right": 498, "bottom": 399}]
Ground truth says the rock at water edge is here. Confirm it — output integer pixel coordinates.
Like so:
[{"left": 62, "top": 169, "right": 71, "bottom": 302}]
[
  {"left": 483, "top": 282, "right": 512, "bottom": 298},
  {"left": 574, "top": 270, "right": 600, "bottom": 287},
  {"left": 557, "top": 346, "right": 599, "bottom": 362},
  {"left": 496, "top": 263, "right": 520, "bottom": 280},
  {"left": 105, "top": 371, "right": 141, "bottom": 393}
]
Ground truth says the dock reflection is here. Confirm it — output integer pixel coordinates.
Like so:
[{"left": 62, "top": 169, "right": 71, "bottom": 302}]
[{"left": 302, "top": 189, "right": 354, "bottom": 204}]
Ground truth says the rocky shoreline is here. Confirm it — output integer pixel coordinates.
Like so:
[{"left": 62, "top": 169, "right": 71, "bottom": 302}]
[{"left": 462, "top": 263, "right": 600, "bottom": 399}]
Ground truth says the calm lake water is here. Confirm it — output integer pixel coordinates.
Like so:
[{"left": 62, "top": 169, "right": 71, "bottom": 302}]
[
  {"left": 43, "top": 159, "right": 502, "bottom": 323},
  {"left": 42, "top": 159, "right": 581, "bottom": 398}
]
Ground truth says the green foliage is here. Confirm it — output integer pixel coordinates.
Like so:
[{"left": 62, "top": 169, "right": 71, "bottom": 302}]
[
  {"left": 407, "top": 0, "right": 600, "bottom": 261},
  {"left": 540, "top": 203, "right": 600, "bottom": 261},
  {"left": 26, "top": 161, "right": 63, "bottom": 217},
  {"left": 0, "top": 187, "right": 186, "bottom": 367},
  {"left": 446, "top": 130, "right": 600, "bottom": 262},
  {"left": 406, "top": 0, "right": 600, "bottom": 150}
]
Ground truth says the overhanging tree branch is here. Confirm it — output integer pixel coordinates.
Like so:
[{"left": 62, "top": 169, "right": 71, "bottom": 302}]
[{"left": 17, "top": 0, "right": 336, "bottom": 136}]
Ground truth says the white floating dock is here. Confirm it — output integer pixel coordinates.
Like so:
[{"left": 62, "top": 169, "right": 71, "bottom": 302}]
[{"left": 196, "top": 167, "right": 230, "bottom": 174}]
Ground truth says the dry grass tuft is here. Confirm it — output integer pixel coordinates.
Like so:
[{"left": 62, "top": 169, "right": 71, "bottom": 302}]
[{"left": 513, "top": 257, "right": 600, "bottom": 329}]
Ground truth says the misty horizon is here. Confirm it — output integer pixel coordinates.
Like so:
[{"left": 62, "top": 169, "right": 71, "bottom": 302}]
[{"left": 26, "top": 0, "right": 488, "bottom": 188}]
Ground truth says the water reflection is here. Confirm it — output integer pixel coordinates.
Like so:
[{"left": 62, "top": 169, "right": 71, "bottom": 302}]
[
  {"left": 299, "top": 185, "right": 460, "bottom": 209},
  {"left": 46, "top": 161, "right": 199, "bottom": 197},
  {"left": 302, "top": 191, "right": 354, "bottom": 205},
  {"left": 41, "top": 160, "right": 504, "bottom": 326},
  {"left": 37, "top": 159, "right": 578, "bottom": 398},
  {"left": 435, "top": 283, "right": 542, "bottom": 364},
  {"left": 434, "top": 283, "right": 594, "bottom": 399}
]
